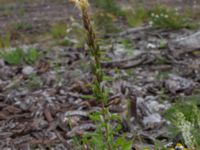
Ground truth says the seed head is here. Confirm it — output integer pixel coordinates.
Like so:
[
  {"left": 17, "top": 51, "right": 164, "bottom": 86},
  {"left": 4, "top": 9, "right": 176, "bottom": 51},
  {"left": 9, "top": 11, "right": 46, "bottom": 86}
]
[{"left": 70, "top": 0, "right": 89, "bottom": 11}]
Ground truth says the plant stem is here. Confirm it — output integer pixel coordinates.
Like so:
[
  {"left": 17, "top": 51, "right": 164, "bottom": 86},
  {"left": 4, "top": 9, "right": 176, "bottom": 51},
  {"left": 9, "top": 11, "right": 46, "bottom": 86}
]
[
  {"left": 72, "top": 1, "right": 111, "bottom": 149},
  {"left": 102, "top": 107, "right": 112, "bottom": 150},
  {"left": 77, "top": 0, "right": 105, "bottom": 101},
  {"left": 79, "top": 5, "right": 111, "bottom": 149}
]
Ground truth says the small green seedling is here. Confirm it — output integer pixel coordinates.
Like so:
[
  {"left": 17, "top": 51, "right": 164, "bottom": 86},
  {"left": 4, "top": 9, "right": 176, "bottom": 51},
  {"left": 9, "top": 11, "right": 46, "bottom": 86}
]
[
  {"left": 24, "top": 48, "right": 40, "bottom": 64},
  {"left": 0, "top": 48, "right": 40, "bottom": 65},
  {"left": 50, "top": 23, "right": 67, "bottom": 39},
  {"left": 0, "top": 48, "right": 24, "bottom": 65}
]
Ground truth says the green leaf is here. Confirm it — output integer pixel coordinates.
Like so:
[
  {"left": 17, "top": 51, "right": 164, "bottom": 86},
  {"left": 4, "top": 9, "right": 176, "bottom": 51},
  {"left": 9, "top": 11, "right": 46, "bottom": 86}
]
[
  {"left": 81, "top": 94, "right": 95, "bottom": 100},
  {"left": 115, "top": 135, "right": 133, "bottom": 150},
  {"left": 90, "top": 133, "right": 104, "bottom": 149},
  {"left": 122, "top": 140, "right": 133, "bottom": 150},
  {"left": 103, "top": 76, "right": 113, "bottom": 81},
  {"left": 89, "top": 111, "right": 102, "bottom": 122}
]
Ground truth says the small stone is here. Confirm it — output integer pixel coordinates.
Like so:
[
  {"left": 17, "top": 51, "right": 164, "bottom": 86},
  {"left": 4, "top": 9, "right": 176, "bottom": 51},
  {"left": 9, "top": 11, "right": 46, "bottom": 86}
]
[
  {"left": 143, "top": 113, "right": 162, "bottom": 126},
  {"left": 147, "top": 43, "right": 156, "bottom": 49},
  {"left": 22, "top": 66, "right": 34, "bottom": 75},
  {"left": 165, "top": 74, "right": 196, "bottom": 94}
]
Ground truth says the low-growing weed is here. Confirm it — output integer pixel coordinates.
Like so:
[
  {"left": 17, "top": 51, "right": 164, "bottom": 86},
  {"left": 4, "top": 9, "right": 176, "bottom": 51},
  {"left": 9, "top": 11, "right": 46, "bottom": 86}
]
[
  {"left": 165, "top": 98, "right": 200, "bottom": 149},
  {"left": 125, "top": 7, "right": 148, "bottom": 27},
  {"left": 93, "top": 0, "right": 124, "bottom": 16},
  {"left": 121, "top": 38, "right": 134, "bottom": 53},
  {"left": 125, "top": 5, "right": 198, "bottom": 29},
  {"left": 74, "top": 111, "right": 132, "bottom": 150},
  {"left": 0, "top": 48, "right": 40, "bottom": 65},
  {"left": 93, "top": 11, "right": 119, "bottom": 33},
  {"left": 50, "top": 23, "right": 67, "bottom": 39},
  {"left": 13, "top": 22, "right": 32, "bottom": 31},
  {"left": 0, "top": 48, "right": 24, "bottom": 65},
  {"left": 149, "top": 6, "right": 183, "bottom": 29},
  {"left": 149, "top": 5, "right": 197, "bottom": 29},
  {"left": 24, "top": 48, "right": 40, "bottom": 64},
  {"left": 56, "top": 38, "right": 70, "bottom": 46}
]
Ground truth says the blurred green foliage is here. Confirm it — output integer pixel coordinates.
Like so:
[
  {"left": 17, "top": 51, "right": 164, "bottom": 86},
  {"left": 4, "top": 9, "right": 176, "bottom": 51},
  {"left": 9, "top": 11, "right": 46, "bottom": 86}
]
[
  {"left": 50, "top": 23, "right": 67, "bottom": 39},
  {"left": 93, "top": 0, "right": 124, "bottom": 16},
  {"left": 0, "top": 32, "right": 11, "bottom": 48},
  {"left": 165, "top": 97, "right": 200, "bottom": 148},
  {"left": 0, "top": 48, "right": 23, "bottom": 65},
  {"left": 126, "top": 7, "right": 148, "bottom": 27},
  {"left": 125, "top": 5, "right": 198, "bottom": 29},
  {"left": 93, "top": 11, "right": 119, "bottom": 33},
  {"left": 0, "top": 47, "right": 40, "bottom": 65}
]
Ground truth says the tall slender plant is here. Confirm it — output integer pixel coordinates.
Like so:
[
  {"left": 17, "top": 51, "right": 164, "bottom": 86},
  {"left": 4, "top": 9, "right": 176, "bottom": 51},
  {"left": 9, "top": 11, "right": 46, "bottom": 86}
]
[
  {"left": 71, "top": 0, "right": 106, "bottom": 102},
  {"left": 72, "top": 0, "right": 111, "bottom": 149},
  {"left": 71, "top": 0, "right": 132, "bottom": 150}
]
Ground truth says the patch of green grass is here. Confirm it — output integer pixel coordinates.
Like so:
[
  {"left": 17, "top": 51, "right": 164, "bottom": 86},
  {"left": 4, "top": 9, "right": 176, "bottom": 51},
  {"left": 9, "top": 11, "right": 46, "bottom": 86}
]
[
  {"left": 149, "top": 5, "right": 197, "bottom": 29},
  {"left": 74, "top": 111, "right": 132, "bottom": 150},
  {"left": 0, "top": 48, "right": 23, "bottom": 65},
  {"left": 50, "top": 23, "right": 67, "bottom": 39},
  {"left": 93, "top": 12, "right": 119, "bottom": 33},
  {"left": 0, "top": 48, "right": 40, "bottom": 65},
  {"left": 24, "top": 48, "right": 40, "bottom": 64},
  {"left": 165, "top": 97, "right": 200, "bottom": 148},
  {"left": 121, "top": 38, "right": 134, "bottom": 52},
  {"left": 13, "top": 22, "right": 32, "bottom": 31},
  {"left": 125, "top": 5, "right": 198, "bottom": 29},
  {"left": 149, "top": 6, "right": 182, "bottom": 29},
  {"left": 93, "top": 0, "right": 124, "bottom": 16},
  {"left": 125, "top": 7, "right": 148, "bottom": 27},
  {"left": 56, "top": 38, "right": 70, "bottom": 46}
]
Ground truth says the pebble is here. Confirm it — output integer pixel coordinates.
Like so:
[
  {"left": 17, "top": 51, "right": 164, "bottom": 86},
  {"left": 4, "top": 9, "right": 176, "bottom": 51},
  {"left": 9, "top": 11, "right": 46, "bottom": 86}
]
[
  {"left": 143, "top": 113, "right": 162, "bottom": 126},
  {"left": 22, "top": 66, "right": 34, "bottom": 75}
]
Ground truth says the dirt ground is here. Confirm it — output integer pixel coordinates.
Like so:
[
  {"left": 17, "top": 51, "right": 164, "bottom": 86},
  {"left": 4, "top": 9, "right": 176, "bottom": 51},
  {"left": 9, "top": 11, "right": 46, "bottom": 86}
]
[
  {"left": 0, "top": 0, "right": 76, "bottom": 34},
  {"left": 0, "top": 0, "right": 200, "bottom": 35},
  {"left": 0, "top": 0, "right": 200, "bottom": 150}
]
